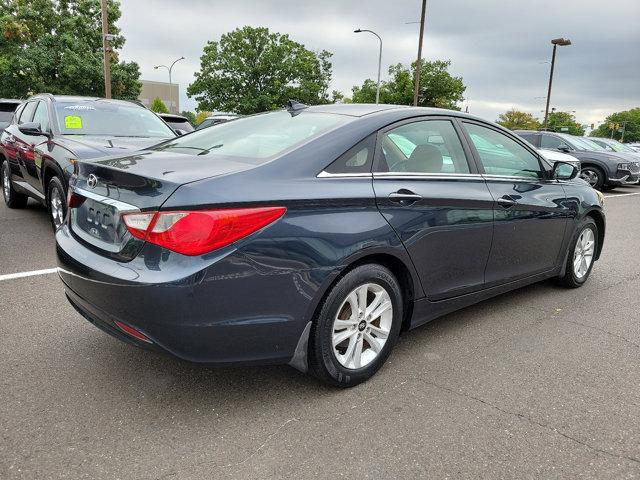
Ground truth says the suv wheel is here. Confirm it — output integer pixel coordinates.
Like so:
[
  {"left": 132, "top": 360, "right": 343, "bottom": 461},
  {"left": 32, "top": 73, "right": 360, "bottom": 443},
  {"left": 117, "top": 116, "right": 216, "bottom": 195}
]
[
  {"left": 557, "top": 217, "right": 598, "bottom": 288},
  {"left": 47, "top": 176, "right": 66, "bottom": 230},
  {"left": 309, "top": 264, "right": 403, "bottom": 387},
  {"left": 579, "top": 166, "right": 605, "bottom": 191},
  {"left": 2, "top": 161, "right": 28, "bottom": 208}
]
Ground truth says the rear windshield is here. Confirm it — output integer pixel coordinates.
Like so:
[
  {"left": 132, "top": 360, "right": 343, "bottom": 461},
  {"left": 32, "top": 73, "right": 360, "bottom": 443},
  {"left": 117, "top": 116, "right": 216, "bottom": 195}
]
[
  {"left": 165, "top": 118, "right": 194, "bottom": 132},
  {"left": 154, "top": 110, "right": 347, "bottom": 160},
  {"left": 54, "top": 101, "right": 175, "bottom": 138}
]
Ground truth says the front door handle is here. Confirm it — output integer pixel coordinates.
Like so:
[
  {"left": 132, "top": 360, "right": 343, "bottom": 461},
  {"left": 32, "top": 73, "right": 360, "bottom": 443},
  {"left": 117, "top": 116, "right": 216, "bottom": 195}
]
[
  {"left": 497, "top": 195, "right": 517, "bottom": 208},
  {"left": 388, "top": 189, "right": 422, "bottom": 206}
]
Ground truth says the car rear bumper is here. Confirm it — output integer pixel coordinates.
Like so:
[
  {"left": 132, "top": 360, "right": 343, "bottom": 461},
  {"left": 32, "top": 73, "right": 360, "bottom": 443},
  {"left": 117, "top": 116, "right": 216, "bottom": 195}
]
[{"left": 56, "top": 225, "right": 331, "bottom": 366}]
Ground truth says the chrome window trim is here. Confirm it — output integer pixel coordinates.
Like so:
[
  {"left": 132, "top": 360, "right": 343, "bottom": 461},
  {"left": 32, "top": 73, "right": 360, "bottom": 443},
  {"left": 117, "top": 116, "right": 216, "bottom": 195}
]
[
  {"left": 373, "top": 172, "right": 483, "bottom": 180},
  {"left": 481, "top": 174, "right": 543, "bottom": 182},
  {"left": 317, "top": 171, "right": 373, "bottom": 178}
]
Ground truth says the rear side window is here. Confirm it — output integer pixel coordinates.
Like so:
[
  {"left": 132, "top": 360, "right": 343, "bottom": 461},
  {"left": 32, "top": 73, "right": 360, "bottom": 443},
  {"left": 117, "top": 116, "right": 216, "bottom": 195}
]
[
  {"left": 464, "top": 122, "right": 542, "bottom": 178},
  {"left": 377, "top": 119, "right": 471, "bottom": 174},
  {"left": 325, "top": 135, "right": 375, "bottom": 174},
  {"left": 19, "top": 102, "right": 37, "bottom": 124}
]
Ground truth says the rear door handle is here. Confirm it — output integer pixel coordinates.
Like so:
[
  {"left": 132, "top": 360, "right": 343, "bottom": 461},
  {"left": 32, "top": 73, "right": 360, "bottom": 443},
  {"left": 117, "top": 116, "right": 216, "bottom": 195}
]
[
  {"left": 497, "top": 195, "right": 517, "bottom": 208},
  {"left": 388, "top": 189, "right": 422, "bottom": 206}
]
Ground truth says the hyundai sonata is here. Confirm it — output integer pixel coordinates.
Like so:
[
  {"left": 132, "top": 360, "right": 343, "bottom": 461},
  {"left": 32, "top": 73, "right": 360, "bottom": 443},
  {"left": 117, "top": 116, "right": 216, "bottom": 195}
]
[{"left": 57, "top": 103, "right": 605, "bottom": 387}]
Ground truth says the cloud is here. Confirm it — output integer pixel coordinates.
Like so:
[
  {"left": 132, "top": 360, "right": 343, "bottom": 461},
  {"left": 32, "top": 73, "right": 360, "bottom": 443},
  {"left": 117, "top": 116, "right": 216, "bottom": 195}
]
[{"left": 117, "top": 0, "right": 639, "bottom": 125}]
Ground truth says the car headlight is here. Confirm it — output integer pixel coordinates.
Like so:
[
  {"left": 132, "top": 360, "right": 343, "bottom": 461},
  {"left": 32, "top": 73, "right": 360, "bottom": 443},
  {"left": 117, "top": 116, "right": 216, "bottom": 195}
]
[
  {"left": 617, "top": 162, "right": 630, "bottom": 170},
  {"left": 595, "top": 190, "right": 605, "bottom": 207}
]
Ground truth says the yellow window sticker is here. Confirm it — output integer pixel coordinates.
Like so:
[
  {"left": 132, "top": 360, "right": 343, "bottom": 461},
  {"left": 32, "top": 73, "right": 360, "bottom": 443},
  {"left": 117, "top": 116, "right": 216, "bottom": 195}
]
[{"left": 64, "top": 116, "right": 83, "bottom": 129}]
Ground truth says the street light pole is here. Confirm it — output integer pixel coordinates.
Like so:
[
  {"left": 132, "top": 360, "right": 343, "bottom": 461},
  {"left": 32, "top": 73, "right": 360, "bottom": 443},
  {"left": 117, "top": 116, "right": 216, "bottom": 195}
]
[
  {"left": 543, "top": 37, "right": 571, "bottom": 130},
  {"left": 100, "top": 0, "right": 111, "bottom": 98},
  {"left": 412, "top": 0, "right": 427, "bottom": 106},
  {"left": 154, "top": 56, "right": 185, "bottom": 113},
  {"left": 354, "top": 29, "right": 383, "bottom": 105}
]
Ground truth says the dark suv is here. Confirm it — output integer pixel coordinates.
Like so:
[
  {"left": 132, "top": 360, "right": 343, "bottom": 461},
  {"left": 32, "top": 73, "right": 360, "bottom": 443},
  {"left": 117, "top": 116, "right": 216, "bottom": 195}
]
[
  {"left": 515, "top": 130, "right": 639, "bottom": 190},
  {"left": 1, "top": 94, "right": 176, "bottom": 229}
]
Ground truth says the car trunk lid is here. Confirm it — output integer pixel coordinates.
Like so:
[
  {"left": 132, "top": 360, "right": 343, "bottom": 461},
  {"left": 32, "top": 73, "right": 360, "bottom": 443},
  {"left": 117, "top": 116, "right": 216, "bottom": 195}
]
[{"left": 69, "top": 150, "right": 256, "bottom": 259}]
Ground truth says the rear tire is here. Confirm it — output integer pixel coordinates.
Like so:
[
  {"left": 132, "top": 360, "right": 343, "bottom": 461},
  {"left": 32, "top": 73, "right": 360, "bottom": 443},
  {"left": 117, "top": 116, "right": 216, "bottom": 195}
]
[
  {"left": 557, "top": 217, "right": 598, "bottom": 288},
  {"left": 2, "top": 160, "right": 28, "bottom": 208},
  {"left": 47, "top": 176, "right": 67, "bottom": 230},
  {"left": 579, "top": 166, "right": 605, "bottom": 191},
  {"left": 309, "top": 264, "right": 403, "bottom": 388}
]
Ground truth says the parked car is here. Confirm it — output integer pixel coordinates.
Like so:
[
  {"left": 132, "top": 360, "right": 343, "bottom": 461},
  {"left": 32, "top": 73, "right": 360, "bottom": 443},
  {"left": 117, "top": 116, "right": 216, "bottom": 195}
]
[
  {"left": 590, "top": 137, "right": 640, "bottom": 160},
  {"left": 628, "top": 143, "right": 640, "bottom": 153},
  {"left": 0, "top": 99, "right": 21, "bottom": 134},
  {"left": 57, "top": 104, "right": 605, "bottom": 387},
  {"left": 1, "top": 94, "right": 177, "bottom": 229},
  {"left": 195, "top": 112, "right": 239, "bottom": 130},
  {"left": 515, "top": 130, "right": 640, "bottom": 190},
  {"left": 157, "top": 113, "right": 194, "bottom": 135}
]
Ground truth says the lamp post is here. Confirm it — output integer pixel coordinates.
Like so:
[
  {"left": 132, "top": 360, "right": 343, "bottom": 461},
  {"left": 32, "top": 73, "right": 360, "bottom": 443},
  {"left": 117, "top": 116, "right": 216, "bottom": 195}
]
[
  {"left": 354, "top": 29, "right": 382, "bottom": 105},
  {"left": 154, "top": 56, "right": 185, "bottom": 113},
  {"left": 543, "top": 38, "right": 571, "bottom": 130}
]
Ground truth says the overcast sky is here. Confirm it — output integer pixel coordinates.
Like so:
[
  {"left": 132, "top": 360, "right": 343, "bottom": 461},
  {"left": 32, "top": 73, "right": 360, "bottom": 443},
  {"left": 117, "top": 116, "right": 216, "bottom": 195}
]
[{"left": 118, "top": 0, "right": 639, "bottom": 127}]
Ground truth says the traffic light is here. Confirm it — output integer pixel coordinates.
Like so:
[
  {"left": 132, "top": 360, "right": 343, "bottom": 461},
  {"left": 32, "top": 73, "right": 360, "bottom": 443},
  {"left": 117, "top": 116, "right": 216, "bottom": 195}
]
[
  {"left": 609, "top": 122, "right": 614, "bottom": 130},
  {"left": 590, "top": 124, "right": 594, "bottom": 130}
]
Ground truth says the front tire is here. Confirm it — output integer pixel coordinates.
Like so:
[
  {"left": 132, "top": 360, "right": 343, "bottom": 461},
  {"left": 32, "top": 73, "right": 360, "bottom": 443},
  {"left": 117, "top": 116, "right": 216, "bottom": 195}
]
[
  {"left": 47, "top": 176, "right": 67, "bottom": 230},
  {"left": 557, "top": 217, "right": 598, "bottom": 288},
  {"left": 309, "top": 264, "right": 403, "bottom": 387},
  {"left": 2, "top": 160, "right": 29, "bottom": 208},
  {"left": 579, "top": 166, "right": 605, "bottom": 191}
]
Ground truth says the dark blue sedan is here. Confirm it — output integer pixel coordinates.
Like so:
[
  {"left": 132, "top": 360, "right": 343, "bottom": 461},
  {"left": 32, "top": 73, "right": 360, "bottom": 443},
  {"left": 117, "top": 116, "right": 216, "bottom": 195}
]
[{"left": 56, "top": 103, "right": 605, "bottom": 387}]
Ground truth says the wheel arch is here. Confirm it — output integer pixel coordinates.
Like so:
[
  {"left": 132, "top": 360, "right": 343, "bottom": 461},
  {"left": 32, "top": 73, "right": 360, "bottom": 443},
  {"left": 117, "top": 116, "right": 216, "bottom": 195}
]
[
  {"left": 42, "top": 160, "right": 66, "bottom": 203},
  {"left": 584, "top": 208, "right": 605, "bottom": 260}
]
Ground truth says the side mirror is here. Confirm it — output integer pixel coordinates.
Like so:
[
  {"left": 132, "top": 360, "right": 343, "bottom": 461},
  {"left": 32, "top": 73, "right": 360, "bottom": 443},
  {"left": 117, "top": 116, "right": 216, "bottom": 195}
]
[
  {"left": 18, "top": 122, "right": 48, "bottom": 137},
  {"left": 557, "top": 143, "right": 571, "bottom": 153},
  {"left": 553, "top": 161, "right": 578, "bottom": 180}
]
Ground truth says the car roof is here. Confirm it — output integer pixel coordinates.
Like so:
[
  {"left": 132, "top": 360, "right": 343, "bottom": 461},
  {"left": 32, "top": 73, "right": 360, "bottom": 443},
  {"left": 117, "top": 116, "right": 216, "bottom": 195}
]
[
  {"left": 0, "top": 99, "right": 22, "bottom": 104},
  {"left": 27, "top": 94, "right": 143, "bottom": 108},
  {"left": 158, "top": 113, "right": 189, "bottom": 121}
]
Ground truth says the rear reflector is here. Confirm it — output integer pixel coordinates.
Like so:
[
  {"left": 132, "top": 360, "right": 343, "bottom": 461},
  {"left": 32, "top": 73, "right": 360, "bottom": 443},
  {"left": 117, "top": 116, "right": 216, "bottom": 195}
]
[
  {"left": 114, "top": 321, "right": 153, "bottom": 343},
  {"left": 122, "top": 206, "right": 286, "bottom": 256}
]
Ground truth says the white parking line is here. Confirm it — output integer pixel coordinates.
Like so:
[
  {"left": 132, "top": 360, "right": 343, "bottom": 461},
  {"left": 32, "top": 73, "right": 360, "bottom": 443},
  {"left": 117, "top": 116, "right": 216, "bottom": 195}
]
[
  {"left": 0, "top": 268, "right": 58, "bottom": 282},
  {"left": 604, "top": 192, "right": 640, "bottom": 198}
]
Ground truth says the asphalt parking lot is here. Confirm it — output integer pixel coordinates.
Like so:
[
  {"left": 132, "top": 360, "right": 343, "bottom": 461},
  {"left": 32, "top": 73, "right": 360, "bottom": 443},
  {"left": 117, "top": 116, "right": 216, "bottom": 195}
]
[{"left": 1, "top": 188, "right": 640, "bottom": 479}]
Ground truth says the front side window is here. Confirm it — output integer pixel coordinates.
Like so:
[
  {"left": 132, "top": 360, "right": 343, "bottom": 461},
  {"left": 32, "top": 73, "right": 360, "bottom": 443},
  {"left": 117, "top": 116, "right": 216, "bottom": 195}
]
[
  {"left": 19, "top": 102, "right": 37, "bottom": 125},
  {"left": 377, "top": 119, "right": 470, "bottom": 174},
  {"left": 32, "top": 101, "right": 50, "bottom": 132},
  {"left": 541, "top": 134, "right": 564, "bottom": 149},
  {"left": 54, "top": 101, "right": 175, "bottom": 138},
  {"left": 155, "top": 110, "right": 347, "bottom": 161},
  {"left": 464, "top": 122, "right": 542, "bottom": 178}
]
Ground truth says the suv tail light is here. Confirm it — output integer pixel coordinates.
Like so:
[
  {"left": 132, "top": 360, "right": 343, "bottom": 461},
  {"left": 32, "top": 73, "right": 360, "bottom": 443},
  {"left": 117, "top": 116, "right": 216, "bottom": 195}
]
[{"left": 122, "top": 207, "right": 286, "bottom": 256}]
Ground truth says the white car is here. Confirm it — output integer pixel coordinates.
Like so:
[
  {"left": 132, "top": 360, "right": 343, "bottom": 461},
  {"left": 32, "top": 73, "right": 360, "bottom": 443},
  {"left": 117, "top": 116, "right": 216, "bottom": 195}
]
[{"left": 538, "top": 148, "right": 581, "bottom": 169}]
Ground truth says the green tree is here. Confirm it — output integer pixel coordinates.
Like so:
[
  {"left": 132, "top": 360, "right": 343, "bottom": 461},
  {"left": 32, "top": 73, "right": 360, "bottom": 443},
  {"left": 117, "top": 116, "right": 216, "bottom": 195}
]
[
  {"left": 181, "top": 110, "right": 197, "bottom": 125},
  {"left": 590, "top": 108, "right": 640, "bottom": 142},
  {"left": 150, "top": 97, "right": 169, "bottom": 113},
  {"left": 351, "top": 60, "right": 466, "bottom": 109},
  {"left": 0, "top": 0, "right": 141, "bottom": 99},
  {"left": 187, "top": 26, "right": 333, "bottom": 114},
  {"left": 497, "top": 110, "right": 541, "bottom": 130},
  {"left": 546, "top": 111, "right": 584, "bottom": 136}
]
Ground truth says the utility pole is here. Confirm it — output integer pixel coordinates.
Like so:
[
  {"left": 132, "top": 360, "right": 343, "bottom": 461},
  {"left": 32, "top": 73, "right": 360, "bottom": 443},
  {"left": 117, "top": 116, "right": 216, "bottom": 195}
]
[
  {"left": 100, "top": 0, "right": 112, "bottom": 98},
  {"left": 412, "top": 0, "right": 427, "bottom": 106}
]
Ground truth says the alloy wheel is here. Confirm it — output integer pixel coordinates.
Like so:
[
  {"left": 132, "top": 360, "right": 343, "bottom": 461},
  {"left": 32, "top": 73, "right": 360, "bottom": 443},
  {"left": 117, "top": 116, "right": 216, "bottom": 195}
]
[
  {"left": 579, "top": 169, "right": 599, "bottom": 187},
  {"left": 50, "top": 187, "right": 64, "bottom": 228},
  {"left": 331, "top": 283, "right": 393, "bottom": 369},
  {"left": 573, "top": 228, "right": 595, "bottom": 279}
]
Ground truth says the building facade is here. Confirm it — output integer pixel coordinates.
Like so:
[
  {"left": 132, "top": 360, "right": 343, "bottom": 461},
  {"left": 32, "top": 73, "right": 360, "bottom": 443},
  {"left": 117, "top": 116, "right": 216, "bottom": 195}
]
[{"left": 139, "top": 80, "right": 180, "bottom": 113}]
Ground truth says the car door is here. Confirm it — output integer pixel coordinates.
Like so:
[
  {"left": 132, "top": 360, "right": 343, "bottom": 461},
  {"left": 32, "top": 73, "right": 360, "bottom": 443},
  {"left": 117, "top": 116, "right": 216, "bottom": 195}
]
[
  {"left": 21, "top": 100, "right": 52, "bottom": 193},
  {"left": 372, "top": 117, "right": 495, "bottom": 301},
  {"left": 460, "top": 121, "right": 569, "bottom": 285},
  {"left": 13, "top": 101, "right": 41, "bottom": 191}
]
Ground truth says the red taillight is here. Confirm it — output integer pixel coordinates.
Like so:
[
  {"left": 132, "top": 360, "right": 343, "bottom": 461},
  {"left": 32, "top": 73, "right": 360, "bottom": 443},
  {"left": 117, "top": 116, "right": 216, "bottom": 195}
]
[
  {"left": 122, "top": 207, "right": 286, "bottom": 256},
  {"left": 66, "top": 189, "right": 85, "bottom": 209},
  {"left": 114, "top": 321, "right": 153, "bottom": 343}
]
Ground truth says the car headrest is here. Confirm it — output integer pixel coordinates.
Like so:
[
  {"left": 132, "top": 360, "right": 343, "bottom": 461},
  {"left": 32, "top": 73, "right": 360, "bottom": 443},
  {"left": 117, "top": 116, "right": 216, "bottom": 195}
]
[{"left": 407, "top": 144, "right": 443, "bottom": 173}]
